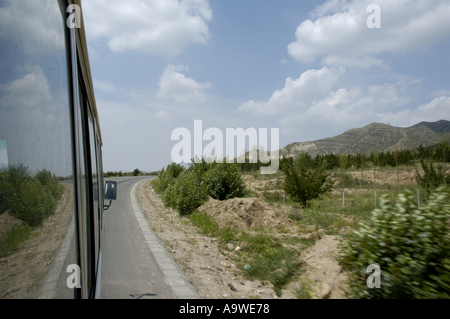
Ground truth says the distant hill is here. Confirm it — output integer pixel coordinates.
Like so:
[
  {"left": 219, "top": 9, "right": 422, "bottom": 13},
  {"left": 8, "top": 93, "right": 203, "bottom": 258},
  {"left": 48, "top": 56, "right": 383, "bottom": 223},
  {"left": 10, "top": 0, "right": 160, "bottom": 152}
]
[{"left": 282, "top": 120, "right": 450, "bottom": 158}]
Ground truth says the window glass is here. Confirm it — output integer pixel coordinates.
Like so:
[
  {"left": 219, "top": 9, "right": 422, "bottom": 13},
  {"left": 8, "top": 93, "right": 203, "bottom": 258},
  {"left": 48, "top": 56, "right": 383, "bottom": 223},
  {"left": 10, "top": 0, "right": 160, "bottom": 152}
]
[
  {"left": 77, "top": 84, "right": 94, "bottom": 297},
  {"left": 88, "top": 111, "right": 100, "bottom": 272},
  {"left": 0, "top": 0, "right": 79, "bottom": 299}
]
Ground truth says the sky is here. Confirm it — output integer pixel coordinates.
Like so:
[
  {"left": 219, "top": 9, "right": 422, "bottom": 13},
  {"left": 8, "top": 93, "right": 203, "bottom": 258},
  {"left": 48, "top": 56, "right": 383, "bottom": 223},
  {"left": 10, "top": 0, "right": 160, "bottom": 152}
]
[{"left": 80, "top": 0, "right": 450, "bottom": 173}]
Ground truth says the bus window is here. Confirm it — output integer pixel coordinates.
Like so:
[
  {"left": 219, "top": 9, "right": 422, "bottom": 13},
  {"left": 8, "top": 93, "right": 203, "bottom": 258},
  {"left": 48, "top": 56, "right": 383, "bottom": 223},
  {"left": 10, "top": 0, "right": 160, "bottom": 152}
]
[{"left": 0, "top": 0, "right": 79, "bottom": 299}]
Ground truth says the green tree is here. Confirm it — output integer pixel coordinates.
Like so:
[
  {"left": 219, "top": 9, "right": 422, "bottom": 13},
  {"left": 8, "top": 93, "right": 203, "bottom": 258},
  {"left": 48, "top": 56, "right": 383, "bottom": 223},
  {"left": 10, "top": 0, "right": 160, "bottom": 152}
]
[
  {"left": 438, "top": 132, "right": 449, "bottom": 185},
  {"left": 339, "top": 153, "right": 348, "bottom": 191},
  {"left": 371, "top": 150, "right": 379, "bottom": 191},
  {"left": 283, "top": 164, "right": 334, "bottom": 207},
  {"left": 203, "top": 163, "right": 246, "bottom": 201},
  {"left": 415, "top": 159, "right": 450, "bottom": 197}
]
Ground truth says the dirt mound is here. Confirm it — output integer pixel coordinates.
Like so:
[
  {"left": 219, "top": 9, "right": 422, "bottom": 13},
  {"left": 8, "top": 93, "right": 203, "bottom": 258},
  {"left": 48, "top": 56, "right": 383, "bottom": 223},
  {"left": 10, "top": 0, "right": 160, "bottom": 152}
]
[
  {"left": 197, "top": 197, "right": 292, "bottom": 230},
  {"left": 0, "top": 211, "right": 23, "bottom": 237}
]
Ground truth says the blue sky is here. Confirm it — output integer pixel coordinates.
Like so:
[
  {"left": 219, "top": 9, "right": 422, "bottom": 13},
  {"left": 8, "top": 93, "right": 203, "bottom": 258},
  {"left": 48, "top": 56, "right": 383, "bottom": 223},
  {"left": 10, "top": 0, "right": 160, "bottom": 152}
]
[{"left": 81, "top": 0, "right": 450, "bottom": 172}]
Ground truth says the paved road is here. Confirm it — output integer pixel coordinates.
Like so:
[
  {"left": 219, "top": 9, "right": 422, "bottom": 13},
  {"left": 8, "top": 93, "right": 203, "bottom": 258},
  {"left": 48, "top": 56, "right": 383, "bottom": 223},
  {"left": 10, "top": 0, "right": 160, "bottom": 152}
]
[{"left": 100, "top": 176, "right": 176, "bottom": 299}]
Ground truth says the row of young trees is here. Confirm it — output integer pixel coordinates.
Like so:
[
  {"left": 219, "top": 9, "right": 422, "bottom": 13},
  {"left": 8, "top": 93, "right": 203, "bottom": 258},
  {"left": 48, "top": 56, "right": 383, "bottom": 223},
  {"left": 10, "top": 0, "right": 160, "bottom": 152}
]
[
  {"left": 232, "top": 142, "right": 450, "bottom": 173},
  {"left": 0, "top": 164, "right": 64, "bottom": 227},
  {"left": 155, "top": 159, "right": 247, "bottom": 215}
]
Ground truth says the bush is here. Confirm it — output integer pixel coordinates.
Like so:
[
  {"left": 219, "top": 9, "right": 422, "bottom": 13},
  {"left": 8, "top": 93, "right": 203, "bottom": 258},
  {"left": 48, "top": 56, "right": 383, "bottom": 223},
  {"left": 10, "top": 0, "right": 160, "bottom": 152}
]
[
  {"left": 35, "top": 169, "right": 64, "bottom": 200},
  {"left": 283, "top": 164, "right": 334, "bottom": 207},
  {"left": 164, "top": 171, "right": 208, "bottom": 215},
  {"left": 203, "top": 163, "right": 246, "bottom": 201},
  {"left": 9, "top": 180, "right": 56, "bottom": 227},
  {"left": 338, "top": 186, "right": 450, "bottom": 299},
  {"left": 415, "top": 159, "right": 450, "bottom": 197},
  {"left": 0, "top": 165, "right": 62, "bottom": 227},
  {"left": 158, "top": 163, "right": 185, "bottom": 191},
  {"left": 160, "top": 160, "right": 246, "bottom": 215}
]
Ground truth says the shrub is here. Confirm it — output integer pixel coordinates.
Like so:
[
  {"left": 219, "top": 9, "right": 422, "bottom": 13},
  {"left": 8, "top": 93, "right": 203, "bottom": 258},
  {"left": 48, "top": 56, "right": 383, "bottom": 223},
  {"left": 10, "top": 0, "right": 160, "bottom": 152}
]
[
  {"left": 0, "top": 165, "right": 61, "bottom": 227},
  {"left": 0, "top": 164, "right": 31, "bottom": 214},
  {"left": 164, "top": 171, "right": 207, "bottom": 215},
  {"left": 338, "top": 186, "right": 450, "bottom": 299},
  {"left": 187, "top": 157, "right": 216, "bottom": 179},
  {"left": 415, "top": 159, "right": 450, "bottom": 197},
  {"left": 203, "top": 163, "right": 246, "bottom": 200},
  {"left": 158, "top": 163, "right": 185, "bottom": 191},
  {"left": 9, "top": 180, "right": 56, "bottom": 227},
  {"left": 161, "top": 160, "right": 246, "bottom": 215},
  {"left": 35, "top": 169, "right": 64, "bottom": 200},
  {"left": 283, "top": 164, "right": 334, "bottom": 207}
]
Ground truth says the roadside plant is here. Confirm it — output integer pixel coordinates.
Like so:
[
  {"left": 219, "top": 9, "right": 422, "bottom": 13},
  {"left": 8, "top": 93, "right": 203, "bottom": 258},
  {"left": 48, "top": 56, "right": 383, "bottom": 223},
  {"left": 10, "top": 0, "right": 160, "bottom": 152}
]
[
  {"left": 0, "top": 165, "right": 62, "bottom": 227},
  {"left": 283, "top": 164, "right": 334, "bottom": 208},
  {"left": 203, "top": 163, "right": 246, "bottom": 201},
  {"left": 158, "top": 162, "right": 185, "bottom": 191},
  {"left": 340, "top": 153, "right": 348, "bottom": 191},
  {"left": 164, "top": 171, "right": 207, "bottom": 216},
  {"left": 415, "top": 159, "right": 450, "bottom": 197},
  {"left": 338, "top": 186, "right": 450, "bottom": 299}
]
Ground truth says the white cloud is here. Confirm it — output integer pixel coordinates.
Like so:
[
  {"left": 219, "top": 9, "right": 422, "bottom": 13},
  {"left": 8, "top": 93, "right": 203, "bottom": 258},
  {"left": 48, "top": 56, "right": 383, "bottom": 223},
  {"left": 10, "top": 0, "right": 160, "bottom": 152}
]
[
  {"left": 377, "top": 96, "right": 450, "bottom": 127},
  {"left": 81, "top": 0, "right": 212, "bottom": 56},
  {"left": 288, "top": 0, "right": 450, "bottom": 68},
  {"left": 238, "top": 67, "right": 345, "bottom": 116},
  {"left": 0, "top": 0, "right": 65, "bottom": 56},
  {"left": 0, "top": 65, "right": 73, "bottom": 176},
  {"left": 157, "top": 64, "right": 211, "bottom": 104},
  {"left": 0, "top": 65, "right": 52, "bottom": 109},
  {"left": 237, "top": 66, "right": 447, "bottom": 141}
]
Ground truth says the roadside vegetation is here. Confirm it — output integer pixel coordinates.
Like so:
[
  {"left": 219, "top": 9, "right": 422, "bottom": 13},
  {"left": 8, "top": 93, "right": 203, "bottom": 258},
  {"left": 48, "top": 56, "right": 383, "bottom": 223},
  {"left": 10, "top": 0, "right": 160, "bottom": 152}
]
[
  {"left": 0, "top": 164, "right": 64, "bottom": 258},
  {"left": 151, "top": 138, "right": 450, "bottom": 298},
  {"left": 103, "top": 169, "right": 158, "bottom": 177}
]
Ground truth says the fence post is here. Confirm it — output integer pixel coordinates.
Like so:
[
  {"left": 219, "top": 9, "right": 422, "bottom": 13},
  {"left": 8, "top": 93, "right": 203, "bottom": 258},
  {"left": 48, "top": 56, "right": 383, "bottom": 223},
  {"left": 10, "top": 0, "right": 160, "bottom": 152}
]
[
  {"left": 283, "top": 191, "right": 285, "bottom": 203},
  {"left": 343, "top": 191, "right": 345, "bottom": 208},
  {"left": 375, "top": 191, "right": 377, "bottom": 208},
  {"left": 417, "top": 188, "right": 420, "bottom": 207}
]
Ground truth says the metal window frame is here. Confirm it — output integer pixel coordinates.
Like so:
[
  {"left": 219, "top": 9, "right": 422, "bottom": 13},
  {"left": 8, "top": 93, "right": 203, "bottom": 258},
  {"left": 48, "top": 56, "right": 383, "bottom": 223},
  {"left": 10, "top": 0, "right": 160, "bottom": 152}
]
[{"left": 66, "top": 0, "right": 104, "bottom": 299}]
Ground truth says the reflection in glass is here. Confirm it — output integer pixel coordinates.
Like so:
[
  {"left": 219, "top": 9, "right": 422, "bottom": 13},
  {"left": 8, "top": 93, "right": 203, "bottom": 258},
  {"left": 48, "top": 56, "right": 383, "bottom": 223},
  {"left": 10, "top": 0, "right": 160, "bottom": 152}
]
[{"left": 0, "top": 0, "right": 78, "bottom": 299}]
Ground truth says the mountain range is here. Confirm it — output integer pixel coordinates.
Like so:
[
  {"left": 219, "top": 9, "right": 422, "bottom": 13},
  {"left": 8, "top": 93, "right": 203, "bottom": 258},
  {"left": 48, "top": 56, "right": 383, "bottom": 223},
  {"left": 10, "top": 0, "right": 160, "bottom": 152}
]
[{"left": 282, "top": 120, "right": 450, "bottom": 157}]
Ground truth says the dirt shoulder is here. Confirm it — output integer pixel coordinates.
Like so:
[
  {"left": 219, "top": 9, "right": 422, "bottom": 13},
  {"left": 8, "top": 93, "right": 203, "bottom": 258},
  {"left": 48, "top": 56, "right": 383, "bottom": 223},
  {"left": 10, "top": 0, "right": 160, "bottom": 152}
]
[
  {"left": 0, "top": 184, "right": 74, "bottom": 299},
  {"left": 136, "top": 180, "right": 278, "bottom": 299},
  {"left": 136, "top": 179, "right": 349, "bottom": 299}
]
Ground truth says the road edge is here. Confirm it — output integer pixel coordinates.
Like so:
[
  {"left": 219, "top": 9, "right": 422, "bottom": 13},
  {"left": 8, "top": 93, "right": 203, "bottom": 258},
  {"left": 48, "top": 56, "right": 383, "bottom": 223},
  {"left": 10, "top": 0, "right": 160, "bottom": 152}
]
[{"left": 130, "top": 179, "right": 200, "bottom": 299}]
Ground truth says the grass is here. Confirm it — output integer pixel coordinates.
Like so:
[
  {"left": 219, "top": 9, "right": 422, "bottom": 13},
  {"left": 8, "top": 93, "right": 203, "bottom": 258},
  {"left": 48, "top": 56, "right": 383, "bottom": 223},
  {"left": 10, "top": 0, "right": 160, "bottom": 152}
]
[
  {"left": 189, "top": 212, "right": 238, "bottom": 243},
  {"left": 150, "top": 178, "right": 165, "bottom": 197},
  {"left": 0, "top": 225, "right": 33, "bottom": 258},
  {"left": 292, "top": 277, "right": 316, "bottom": 299},
  {"left": 188, "top": 210, "right": 316, "bottom": 296}
]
